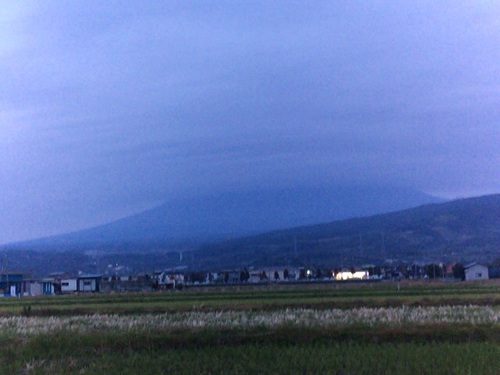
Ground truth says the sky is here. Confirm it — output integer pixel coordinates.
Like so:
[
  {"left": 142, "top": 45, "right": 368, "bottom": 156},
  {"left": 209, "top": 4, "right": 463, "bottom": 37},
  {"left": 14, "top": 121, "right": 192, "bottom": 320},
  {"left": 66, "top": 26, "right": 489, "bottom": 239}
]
[{"left": 1, "top": 1, "right": 499, "bottom": 243}]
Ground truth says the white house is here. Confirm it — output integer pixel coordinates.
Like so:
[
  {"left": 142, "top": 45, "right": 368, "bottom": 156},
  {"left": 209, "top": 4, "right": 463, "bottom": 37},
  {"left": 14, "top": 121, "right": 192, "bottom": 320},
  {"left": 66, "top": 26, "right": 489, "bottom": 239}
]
[
  {"left": 26, "top": 281, "right": 43, "bottom": 296},
  {"left": 464, "top": 263, "right": 489, "bottom": 281},
  {"left": 61, "top": 279, "right": 78, "bottom": 293},
  {"left": 77, "top": 275, "right": 102, "bottom": 292}
]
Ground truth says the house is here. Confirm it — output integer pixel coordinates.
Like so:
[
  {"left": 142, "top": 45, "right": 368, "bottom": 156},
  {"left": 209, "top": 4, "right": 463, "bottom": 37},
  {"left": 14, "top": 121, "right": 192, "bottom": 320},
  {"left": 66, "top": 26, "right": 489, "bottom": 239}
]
[
  {"left": 334, "top": 270, "right": 369, "bottom": 281},
  {"left": 219, "top": 270, "right": 240, "bottom": 284},
  {"left": 16, "top": 279, "right": 56, "bottom": 297},
  {"left": 42, "top": 279, "right": 56, "bottom": 295},
  {"left": 464, "top": 262, "right": 489, "bottom": 281},
  {"left": 152, "top": 271, "right": 184, "bottom": 290},
  {"left": 61, "top": 279, "right": 78, "bottom": 293},
  {"left": 0, "top": 272, "right": 26, "bottom": 296},
  {"left": 77, "top": 274, "right": 102, "bottom": 292},
  {"left": 25, "top": 281, "right": 43, "bottom": 296},
  {"left": 249, "top": 271, "right": 265, "bottom": 283}
]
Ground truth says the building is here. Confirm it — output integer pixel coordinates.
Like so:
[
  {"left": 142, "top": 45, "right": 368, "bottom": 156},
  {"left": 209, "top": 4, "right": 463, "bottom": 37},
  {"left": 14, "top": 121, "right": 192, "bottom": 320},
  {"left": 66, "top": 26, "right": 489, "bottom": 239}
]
[
  {"left": 61, "top": 279, "right": 78, "bottom": 293},
  {"left": 334, "top": 270, "right": 369, "bottom": 281},
  {"left": 0, "top": 272, "right": 26, "bottom": 296},
  {"left": 77, "top": 274, "right": 102, "bottom": 292},
  {"left": 464, "top": 262, "right": 489, "bottom": 281}
]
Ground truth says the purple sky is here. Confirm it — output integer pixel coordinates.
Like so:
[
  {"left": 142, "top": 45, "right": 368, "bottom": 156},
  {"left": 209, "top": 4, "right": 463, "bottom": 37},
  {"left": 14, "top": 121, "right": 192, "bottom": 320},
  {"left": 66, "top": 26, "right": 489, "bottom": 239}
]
[{"left": 1, "top": 1, "right": 499, "bottom": 243}]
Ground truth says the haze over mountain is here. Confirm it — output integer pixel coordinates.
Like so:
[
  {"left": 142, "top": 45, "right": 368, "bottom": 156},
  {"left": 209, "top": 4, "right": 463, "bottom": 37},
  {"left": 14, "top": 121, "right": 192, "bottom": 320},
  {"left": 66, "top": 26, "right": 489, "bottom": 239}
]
[
  {"left": 7, "top": 185, "right": 441, "bottom": 249},
  {"left": 197, "top": 194, "right": 500, "bottom": 269}
]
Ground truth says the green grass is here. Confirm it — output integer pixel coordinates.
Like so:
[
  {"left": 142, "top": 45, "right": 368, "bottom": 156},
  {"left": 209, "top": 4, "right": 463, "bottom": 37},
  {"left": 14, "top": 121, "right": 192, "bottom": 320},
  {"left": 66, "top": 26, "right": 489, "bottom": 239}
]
[
  {"left": 0, "top": 281, "right": 498, "bottom": 374},
  {"left": 2, "top": 332, "right": 499, "bottom": 375}
]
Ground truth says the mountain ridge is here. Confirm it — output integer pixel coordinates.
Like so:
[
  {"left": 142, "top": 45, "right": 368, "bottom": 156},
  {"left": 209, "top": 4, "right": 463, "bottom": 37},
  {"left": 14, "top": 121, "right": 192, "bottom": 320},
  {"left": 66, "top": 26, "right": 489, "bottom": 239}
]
[
  {"left": 0, "top": 194, "right": 497, "bottom": 275},
  {"left": 4, "top": 185, "right": 442, "bottom": 249},
  {"left": 196, "top": 194, "right": 500, "bottom": 269}
]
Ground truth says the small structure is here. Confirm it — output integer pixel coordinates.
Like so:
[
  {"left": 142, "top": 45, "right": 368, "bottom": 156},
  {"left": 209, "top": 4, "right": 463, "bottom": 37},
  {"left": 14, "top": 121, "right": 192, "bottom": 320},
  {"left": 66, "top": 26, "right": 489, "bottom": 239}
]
[
  {"left": 42, "top": 279, "right": 56, "bottom": 295},
  {"left": 464, "top": 262, "right": 489, "bottom": 281},
  {"left": 0, "top": 272, "right": 25, "bottom": 296},
  {"left": 22, "top": 279, "right": 56, "bottom": 296},
  {"left": 153, "top": 271, "right": 184, "bottom": 290},
  {"left": 259, "top": 267, "right": 299, "bottom": 282},
  {"left": 77, "top": 274, "right": 102, "bottom": 292},
  {"left": 61, "top": 279, "right": 78, "bottom": 293},
  {"left": 26, "top": 281, "right": 43, "bottom": 296}
]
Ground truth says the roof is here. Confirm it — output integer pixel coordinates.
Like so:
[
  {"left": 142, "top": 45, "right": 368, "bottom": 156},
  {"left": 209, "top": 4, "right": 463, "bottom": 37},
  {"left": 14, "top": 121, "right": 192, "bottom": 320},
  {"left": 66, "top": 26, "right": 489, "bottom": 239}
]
[
  {"left": 77, "top": 274, "right": 102, "bottom": 279},
  {"left": 464, "top": 262, "right": 488, "bottom": 269}
]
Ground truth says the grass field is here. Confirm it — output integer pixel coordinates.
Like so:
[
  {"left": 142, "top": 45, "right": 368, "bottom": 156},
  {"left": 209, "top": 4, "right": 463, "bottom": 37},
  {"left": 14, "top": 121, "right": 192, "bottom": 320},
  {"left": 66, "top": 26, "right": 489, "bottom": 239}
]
[{"left": 0, "top": 280, "right": 499, "bottom": 374}]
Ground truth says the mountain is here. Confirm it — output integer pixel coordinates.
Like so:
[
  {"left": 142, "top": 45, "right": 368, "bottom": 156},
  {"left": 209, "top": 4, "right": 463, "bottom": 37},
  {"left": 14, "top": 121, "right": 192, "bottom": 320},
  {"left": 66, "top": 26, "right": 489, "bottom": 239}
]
[
  {"left": 6, "top": 185, "right": 441, "bottom": 249},
  {"left": 195, "top": 194, "right": 500, "bottom": 269},
  {"left": 1, "top": 194, "right": 498, "bottom": 276}
]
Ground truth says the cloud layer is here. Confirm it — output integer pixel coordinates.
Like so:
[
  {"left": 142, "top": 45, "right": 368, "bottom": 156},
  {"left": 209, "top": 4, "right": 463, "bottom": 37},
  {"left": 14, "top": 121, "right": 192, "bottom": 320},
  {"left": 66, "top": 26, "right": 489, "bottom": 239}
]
[{"left": 1, "top": 1, "right": 499, "bottom": 242}]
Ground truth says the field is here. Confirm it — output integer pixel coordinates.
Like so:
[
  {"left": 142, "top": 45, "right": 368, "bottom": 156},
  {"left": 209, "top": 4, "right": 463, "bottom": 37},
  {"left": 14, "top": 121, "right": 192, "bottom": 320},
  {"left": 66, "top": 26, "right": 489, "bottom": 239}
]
[{"left": 0, "top": 280, "right": 499, "bottom": 374}]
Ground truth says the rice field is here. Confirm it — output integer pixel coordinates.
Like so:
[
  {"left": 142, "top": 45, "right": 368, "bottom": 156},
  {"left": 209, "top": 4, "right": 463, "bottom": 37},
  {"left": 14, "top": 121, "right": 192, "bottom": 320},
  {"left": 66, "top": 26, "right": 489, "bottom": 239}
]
[
  {"left": 4, "top": 341, "right": 500, "bottom": 375},
  {"left": 1, "top": 305, "right": 498, "bottom": 335},
  {"left": 0, "top": 281, "right": 499, "bottom": 374}
]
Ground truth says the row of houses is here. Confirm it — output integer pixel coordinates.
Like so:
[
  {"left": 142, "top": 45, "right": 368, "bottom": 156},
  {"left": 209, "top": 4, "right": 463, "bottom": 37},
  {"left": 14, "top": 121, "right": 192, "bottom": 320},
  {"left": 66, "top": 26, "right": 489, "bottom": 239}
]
[
  {"left": 0, "top": 267, "right": 372, "bottom": 296},
  {"left": 0, "top": 273, "right": 101, "bottom": 297},
  {"left": 193, "top": 262, "right": 500, "bottom": 284},
  {"left": 0, "top": 262, "right": 496, "bottom": 297}
]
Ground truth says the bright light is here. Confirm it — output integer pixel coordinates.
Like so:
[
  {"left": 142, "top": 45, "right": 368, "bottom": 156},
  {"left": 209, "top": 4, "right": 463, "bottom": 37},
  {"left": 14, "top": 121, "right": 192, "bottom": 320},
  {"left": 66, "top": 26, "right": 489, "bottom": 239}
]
[{"left": 335, "top": 271, "right": 368, "bottom": 281}]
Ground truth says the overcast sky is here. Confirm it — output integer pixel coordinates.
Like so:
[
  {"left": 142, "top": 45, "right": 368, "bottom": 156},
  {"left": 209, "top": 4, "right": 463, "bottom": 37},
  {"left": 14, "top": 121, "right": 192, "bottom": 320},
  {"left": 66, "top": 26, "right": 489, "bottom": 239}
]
[{"left": 1, "top": 1, "right": 499, "bottom": 243}]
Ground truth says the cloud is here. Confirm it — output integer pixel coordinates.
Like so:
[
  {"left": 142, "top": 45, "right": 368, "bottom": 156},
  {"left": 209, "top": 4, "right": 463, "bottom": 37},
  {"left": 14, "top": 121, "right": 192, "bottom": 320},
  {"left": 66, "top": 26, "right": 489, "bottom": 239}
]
[{"left": 0, "top": 1, "right": 499, "bottom": 242}]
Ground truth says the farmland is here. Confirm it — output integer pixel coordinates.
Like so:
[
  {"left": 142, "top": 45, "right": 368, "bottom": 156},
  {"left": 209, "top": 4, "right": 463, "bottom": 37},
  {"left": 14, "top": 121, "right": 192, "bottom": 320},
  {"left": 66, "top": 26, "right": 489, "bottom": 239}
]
[{"left": 1, "top": 281, "right": 499, "bottom": 374}]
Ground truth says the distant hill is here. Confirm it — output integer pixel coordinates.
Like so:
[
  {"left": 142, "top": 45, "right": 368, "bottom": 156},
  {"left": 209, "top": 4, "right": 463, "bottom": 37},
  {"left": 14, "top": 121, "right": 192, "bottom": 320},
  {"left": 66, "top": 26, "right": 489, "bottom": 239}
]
[
  {"left": 6, "top": 185, "right": 441, "bottom": 249},
  {"left": 1, "top": 194, "right": 498, "bottom": 276},
  {"left": 195, "top": 194, "right": 500, "bottom": 269}
]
